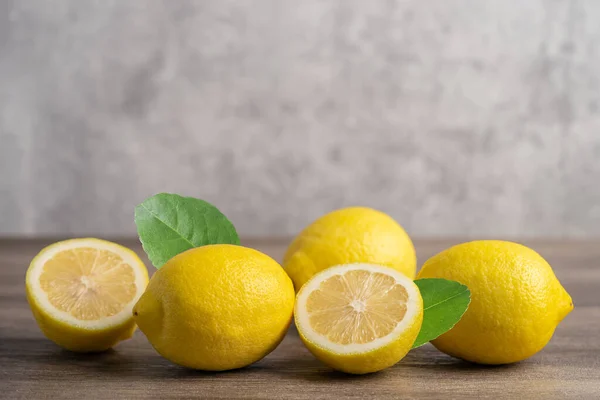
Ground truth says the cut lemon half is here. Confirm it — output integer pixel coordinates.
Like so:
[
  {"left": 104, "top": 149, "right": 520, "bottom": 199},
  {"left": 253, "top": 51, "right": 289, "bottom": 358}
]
[
  {"left": 26, "top": 238, "right": 149, "bottom": 352},
  {"left": 295, "top": 263, "right": 423, "bottom": 374}
]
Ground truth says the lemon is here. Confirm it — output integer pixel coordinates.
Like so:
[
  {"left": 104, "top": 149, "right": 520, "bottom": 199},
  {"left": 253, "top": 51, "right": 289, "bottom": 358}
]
[
  {"left": 417, "top": 240, "right": 573, "bottom": 364},
  {"left": 133, "top": 244, "right": 295, "bottom": 371},
  {"left": 295, "top": 263, "right": 423, "bottom": 374},
  {"left": 284, "top": 207, "right": 416, "bottom": 292},
  {"left": 25, "top": 238, "right": 149, "bottom": 352}
]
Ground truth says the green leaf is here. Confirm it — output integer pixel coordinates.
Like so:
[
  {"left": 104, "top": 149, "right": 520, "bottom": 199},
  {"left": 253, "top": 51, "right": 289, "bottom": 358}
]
[
  {"left": 412, "top": 278, "right": 471, "bottom": 348},
  {"left": 134, "top": 193, "right": 240, "bottom": 268}
]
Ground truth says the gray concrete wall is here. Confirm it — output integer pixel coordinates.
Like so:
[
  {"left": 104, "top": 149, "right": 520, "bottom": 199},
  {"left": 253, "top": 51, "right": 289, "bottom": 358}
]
[{"left": 1, "top": 0, "right": 599, "bottom": 238}]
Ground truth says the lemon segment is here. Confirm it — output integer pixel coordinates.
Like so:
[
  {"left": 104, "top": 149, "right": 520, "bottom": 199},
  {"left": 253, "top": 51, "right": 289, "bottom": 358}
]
[
  {"left": 295, "top": 264, "right": 423, "bottom": 374},
  {"left": 26, "top": 238, "right": 149, "bottom": 352}
]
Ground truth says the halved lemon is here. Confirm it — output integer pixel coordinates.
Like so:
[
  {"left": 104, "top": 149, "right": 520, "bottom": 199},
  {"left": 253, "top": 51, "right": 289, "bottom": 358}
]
[
  {"left": 26, "top": 238, "right": 149, "bottom": 352},
  {"left": 295, "top": 263, "right": 423, "bottom": 374}
]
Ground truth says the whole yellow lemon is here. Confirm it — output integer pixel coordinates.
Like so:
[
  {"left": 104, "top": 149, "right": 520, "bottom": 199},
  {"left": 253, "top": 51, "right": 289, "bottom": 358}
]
[
  {"left": 133, "top": 244, "right": 295, "bottom": 370},
  {"left": 417, "top": 240, "right": 573, "bottom": 364},
  {"left": 284, "top": 207, "right": 416, "bottom": 291}
]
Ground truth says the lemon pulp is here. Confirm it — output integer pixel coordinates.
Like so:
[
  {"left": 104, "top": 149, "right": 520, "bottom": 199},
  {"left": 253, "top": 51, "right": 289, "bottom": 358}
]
[
  {"left": 306, "top": 269, "right": 409, "bottom": 345},
  {"left": 39, "top": 247, "right": 137, "bottom": 320}
]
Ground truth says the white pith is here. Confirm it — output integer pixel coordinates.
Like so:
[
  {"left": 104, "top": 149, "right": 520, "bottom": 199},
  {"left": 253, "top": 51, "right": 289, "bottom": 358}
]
[
  {"left": 26, "top": 239, "right": 147, "bottom": 330},
  {"left": 295, "top": 263, "right": 420, "bottom": 354}
]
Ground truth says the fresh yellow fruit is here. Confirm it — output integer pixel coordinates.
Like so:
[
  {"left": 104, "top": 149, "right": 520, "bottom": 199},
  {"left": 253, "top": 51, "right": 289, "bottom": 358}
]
[
  {"left": 25, "top": 238, "right": 149, "bottom": 352},
  {"left": 417, "top": 240, "right": 573, "bottom": 364},
  {"left": 295, "top": 263, "right": 423, "bottom": 374},
  {"left": 133, "top": 244, "right": 295, "bottom": 371},
  {"left": 284, "top": 207, "right": 416, "bottom": 292}
]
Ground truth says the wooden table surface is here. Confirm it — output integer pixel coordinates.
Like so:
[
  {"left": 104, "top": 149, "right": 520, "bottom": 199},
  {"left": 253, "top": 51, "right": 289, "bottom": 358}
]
[{"left": 1, "top": 238, "right": 599, "bottom": 399}]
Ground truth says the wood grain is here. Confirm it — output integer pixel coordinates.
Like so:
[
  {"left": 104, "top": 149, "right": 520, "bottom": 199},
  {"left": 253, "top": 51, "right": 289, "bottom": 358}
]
[{"left": 1, "top": 238, "right": 599, "bottom": 399}]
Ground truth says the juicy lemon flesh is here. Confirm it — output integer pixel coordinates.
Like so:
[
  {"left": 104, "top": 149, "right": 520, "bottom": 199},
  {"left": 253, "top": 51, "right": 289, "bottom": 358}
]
[
  {"left": 306, "top": 270, "right": 408, "bottom": 345},
  {"left": 39, "top": 247, "right": 137, "bottom": 321},
  {"left": 296, "top": 264, "right": 423, "bottom": 374}
]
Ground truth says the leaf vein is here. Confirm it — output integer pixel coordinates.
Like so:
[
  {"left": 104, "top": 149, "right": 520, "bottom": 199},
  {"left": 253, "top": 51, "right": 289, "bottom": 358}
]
[
  {"left": 423, "top": 288, "right": 469, "bottom": 311},
  {"left": 139, "top": 203, "right": 196, "bottom": 249}
]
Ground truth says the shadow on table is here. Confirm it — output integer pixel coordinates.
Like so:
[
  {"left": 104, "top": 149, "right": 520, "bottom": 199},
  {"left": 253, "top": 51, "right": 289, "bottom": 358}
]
[
  {"left": 1, "top": 337, "right": 197, "bottom": 380},
  {"left": 1, "top": 336, "right": 522, "bottom": 382},
  {"left": 261, "top": 342, "right": 523, "bottom": 382}
]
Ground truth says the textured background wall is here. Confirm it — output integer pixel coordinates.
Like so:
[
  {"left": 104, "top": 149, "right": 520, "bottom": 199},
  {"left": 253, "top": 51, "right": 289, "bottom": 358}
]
[{"left": 1, "top": 0, "right": 599, "bottom": 238}]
